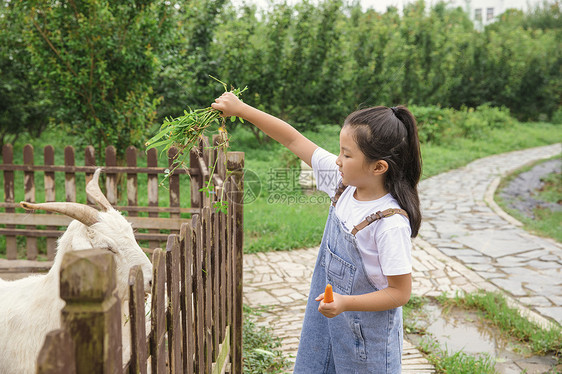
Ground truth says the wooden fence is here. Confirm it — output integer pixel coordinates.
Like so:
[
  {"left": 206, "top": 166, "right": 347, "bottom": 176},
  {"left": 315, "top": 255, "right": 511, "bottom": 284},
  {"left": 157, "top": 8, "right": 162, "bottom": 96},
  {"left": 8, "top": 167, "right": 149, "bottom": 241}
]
[
  {"left": 36, "top": 189, "right": 244, "bottom": 373},
  {"left": 2, "top": 135, "right": 245, "bottom": 373},
  {"left": 0, "top": 136, "right": 228, "bottom": 269}
]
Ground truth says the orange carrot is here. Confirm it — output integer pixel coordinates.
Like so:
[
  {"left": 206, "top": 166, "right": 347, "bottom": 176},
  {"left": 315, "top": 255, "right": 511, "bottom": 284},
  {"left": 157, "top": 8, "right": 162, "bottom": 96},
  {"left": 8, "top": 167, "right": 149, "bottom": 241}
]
[{"left": 324, "top": 284, "right": 334, "bottom": 303}]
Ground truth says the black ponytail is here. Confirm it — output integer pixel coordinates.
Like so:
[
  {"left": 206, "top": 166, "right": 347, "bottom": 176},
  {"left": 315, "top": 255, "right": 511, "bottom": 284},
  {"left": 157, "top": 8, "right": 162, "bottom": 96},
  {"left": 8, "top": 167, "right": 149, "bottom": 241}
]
[{"left": 344, "top": 106, "right": 422, "bottom": 237}]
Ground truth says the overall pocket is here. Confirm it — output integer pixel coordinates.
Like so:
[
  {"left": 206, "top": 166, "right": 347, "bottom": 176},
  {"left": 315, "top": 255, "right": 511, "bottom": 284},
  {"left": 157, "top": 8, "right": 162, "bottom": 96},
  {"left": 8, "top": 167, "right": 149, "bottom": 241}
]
[
  {"left": 325, "top": 244, "right": 356, "bottom": 295},
  {"left": 351, "top": 320, "right": 367, "bottom": 362}
]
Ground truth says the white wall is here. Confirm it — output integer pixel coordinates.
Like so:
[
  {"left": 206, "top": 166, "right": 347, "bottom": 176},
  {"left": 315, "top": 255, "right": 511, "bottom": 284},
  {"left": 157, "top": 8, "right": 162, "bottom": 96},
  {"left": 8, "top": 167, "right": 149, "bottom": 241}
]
[{"left": 448, "top": 0, "right": 540, "bottom": 28}]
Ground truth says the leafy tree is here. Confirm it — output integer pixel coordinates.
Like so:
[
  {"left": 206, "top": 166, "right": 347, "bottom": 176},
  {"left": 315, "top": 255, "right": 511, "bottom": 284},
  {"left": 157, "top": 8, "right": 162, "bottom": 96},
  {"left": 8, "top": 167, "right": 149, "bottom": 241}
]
[
  {"left": 213, "top": 0, "right": 346, "bottom": 142},
  {"left": 0, "top": 1, "right": 50, "bottom": 149},
  {"left": 18, "top": 0, "right": 173, "bottom": 162}
]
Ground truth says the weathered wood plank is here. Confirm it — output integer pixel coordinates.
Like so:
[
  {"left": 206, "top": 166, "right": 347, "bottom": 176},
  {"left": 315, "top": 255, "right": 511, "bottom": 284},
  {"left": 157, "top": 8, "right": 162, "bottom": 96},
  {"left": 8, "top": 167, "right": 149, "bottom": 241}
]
[
  {"left": 147, "top": 148, "right": 160, "bottom": 249},
  {"left": 36, "top": 329, "right": 76, "bottom": 374},
  {"left": 0, "top": 258, "right": 53, "bottom": 273},
  {"left": 168, "top": 147, "right": 180, "bottom": 219},
  {"left": 84, "top": 146, "right": 96, "bottom": 206},
  {"left": 192, "top": 214, "right": 205, "bottom": 373},
  {"left": 60, "top": 248, "right": 122, "bottom": 373},
  {"left": 44, "top": 145, "right": 57, "bottom": 260},
  {"left": 64, "top": 146, "right": 76, "bottom": 202},
  {"left": 211, "top": 326, "right": 230, "bottom": 374},
  {"left": 216, "top": 188, "right": 227, "bottom": 340},
  {"left": 2, "top": 144, "right": 17, "bottom": 260},
  {"left": 180, "top": 223, "right": 195, "bottom": 374},
  {"left": 0, "top": 228, "right": 172, "bottom": 242},
  {"left": 0, "top": 202, "right": 196, "bottom": 214},
  {"left": 150, "top": 248, "right": 167, "bottom": 374},
  {"left": 126, "top": 147, "right": 138, "bottom": 217},
  {"left": 0, "top": 164, "right": 198, "bottom": 175},
  {"left": 202, "top": 207, "right": 213, "bottom": 373},
  {"left": 226, "top": 180, "right": 234, "bottom": 356},
  {"left": 128, "top": 265, "right": 148, "bottom": 374},
  {"left": 211, "top": 208, "right": 220, "bottom": 354},
  {"left": 227, "top": 152, "right": 244, "bottom": 374},
  {"left": 0, "top": 213, "right": 185, "bottom": 230},
  {"left": 24, "top": 144, "right": 37, "bottom": 260},
  {"left": 105, "top": 146, "right": 118, "bottom": 206},
  {"left": 189, "top": 141, "right": 203, "bottom": 209},
  {"left": 166, "top": 235, "right": 183, "bottom": 374},
  {"left": 214, "top": 133, "right": 228, "bottom": 181}
]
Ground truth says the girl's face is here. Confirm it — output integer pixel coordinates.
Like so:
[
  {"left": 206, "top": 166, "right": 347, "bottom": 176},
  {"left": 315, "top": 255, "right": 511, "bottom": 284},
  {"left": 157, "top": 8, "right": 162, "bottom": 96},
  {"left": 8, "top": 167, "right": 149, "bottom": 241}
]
[{"left": 335, "top": 125, "right": 377, "bottom": 189}]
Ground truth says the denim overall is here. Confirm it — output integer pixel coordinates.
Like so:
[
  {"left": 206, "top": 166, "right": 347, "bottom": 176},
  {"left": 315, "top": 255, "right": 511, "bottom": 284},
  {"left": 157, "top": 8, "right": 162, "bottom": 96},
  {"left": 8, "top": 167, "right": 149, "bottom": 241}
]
[{"left": 294, "top": 185, "right": 405, "bottom": 374}]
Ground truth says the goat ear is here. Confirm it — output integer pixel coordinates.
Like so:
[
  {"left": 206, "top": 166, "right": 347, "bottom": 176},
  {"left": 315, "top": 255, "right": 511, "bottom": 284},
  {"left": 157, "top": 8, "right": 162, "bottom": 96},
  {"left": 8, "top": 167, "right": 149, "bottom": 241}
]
[
  {"left": 20, "top": 201, "right": 99, "bottom": 227},
  {"left": 87, "top": 168, "right": 113, "bottom": 212}
]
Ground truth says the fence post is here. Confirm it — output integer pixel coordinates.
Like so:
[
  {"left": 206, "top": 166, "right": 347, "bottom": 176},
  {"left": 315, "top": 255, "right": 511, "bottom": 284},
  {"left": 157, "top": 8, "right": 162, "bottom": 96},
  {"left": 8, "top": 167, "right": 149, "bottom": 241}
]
[
  {"left": 166, "top": 234, "right": 183, "bottom": 374},
  {"left": 128, "top": 265, "right": 148, "bottom": 374},
  {"left": 147, "top": 148, "right": 160, "bottom": 249},
  {"left": 85, "top": 146, "right": 96, "bottom": 206},
  {"left": 2, "top": 144, "right": 17, "bottom": 260},
  {"left": 179, "top": 222, "right": 195, "bottom": 374},
  {"left": 59, "top": 248, "right": 122, "bottom": 373},
  {"left": 105, "top": 146, "right": 118, "bottom": 206},
  {"left": 226, "top": 151, "right": 244, "bottom": 374},
  {"left": 44, "top": 145, "right": 57, "bottom": 260},
  {"left": 36, "top": 330, "right": 76, "bottom": 374},
  {"left": 150, "top": 248, "right": 167, "bottom": 373},
  {"left": 168, "top": 147, "right": 181, "bottom": 219},
  {"left": 64, "top": 146, "right": 76, "bottom": 202},
  {"left": 190, "top": 143, "right": 203, "bottom": 210},
  {"left": 127, "top": 146, "right": 138, "bottom": 217},
  {"left": 24, "top": 144, "right": 37, "bottom": 259}
]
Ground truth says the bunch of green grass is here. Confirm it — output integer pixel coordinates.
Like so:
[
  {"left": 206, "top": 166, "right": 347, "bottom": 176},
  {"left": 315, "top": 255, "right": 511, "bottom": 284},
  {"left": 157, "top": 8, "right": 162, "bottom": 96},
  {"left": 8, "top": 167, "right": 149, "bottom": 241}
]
[
  {"left": 438, "top": 290, "right": 562, "bottom": 356},
  {"left": 146, "top": 78, "right": 247, "bottom": 177}
]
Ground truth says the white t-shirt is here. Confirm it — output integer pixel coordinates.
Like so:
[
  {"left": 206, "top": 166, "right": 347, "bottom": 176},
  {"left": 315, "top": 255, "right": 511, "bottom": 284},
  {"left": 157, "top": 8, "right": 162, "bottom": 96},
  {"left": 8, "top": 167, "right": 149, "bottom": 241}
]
[{"left": 312, "top": 147, "right": 412, "bottom": 290}]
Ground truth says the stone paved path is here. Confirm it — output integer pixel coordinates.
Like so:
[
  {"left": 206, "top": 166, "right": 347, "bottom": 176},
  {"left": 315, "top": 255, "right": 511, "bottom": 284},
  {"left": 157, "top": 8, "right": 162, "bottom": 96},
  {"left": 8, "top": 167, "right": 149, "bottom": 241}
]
[
  {"left": 419, "top": 143, "right": 562, "bottom": 323},
  {"left": 243, "top": 143, "right": 561, "bottom": 373}
]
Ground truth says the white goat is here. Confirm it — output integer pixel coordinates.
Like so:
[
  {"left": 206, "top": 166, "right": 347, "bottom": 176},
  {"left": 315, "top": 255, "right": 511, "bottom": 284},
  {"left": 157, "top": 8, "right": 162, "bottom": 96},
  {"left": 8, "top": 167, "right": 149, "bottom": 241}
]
[{"left": 0, "top": 169, "right": 152, "bottom": 374}]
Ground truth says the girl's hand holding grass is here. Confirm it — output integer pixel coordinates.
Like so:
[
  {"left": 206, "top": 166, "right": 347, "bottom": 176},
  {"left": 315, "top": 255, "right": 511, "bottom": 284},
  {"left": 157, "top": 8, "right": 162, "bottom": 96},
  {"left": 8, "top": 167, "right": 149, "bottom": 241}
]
[{"left": 211, "top": 91, "right": 248, "bottom": 118}]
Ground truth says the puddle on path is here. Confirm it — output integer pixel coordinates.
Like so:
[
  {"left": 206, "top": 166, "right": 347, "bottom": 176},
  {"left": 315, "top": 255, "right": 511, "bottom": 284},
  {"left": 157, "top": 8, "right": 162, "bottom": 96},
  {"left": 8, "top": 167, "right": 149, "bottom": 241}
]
[{"left": 406, "top": 301, "right": 560, "bottom": 374}]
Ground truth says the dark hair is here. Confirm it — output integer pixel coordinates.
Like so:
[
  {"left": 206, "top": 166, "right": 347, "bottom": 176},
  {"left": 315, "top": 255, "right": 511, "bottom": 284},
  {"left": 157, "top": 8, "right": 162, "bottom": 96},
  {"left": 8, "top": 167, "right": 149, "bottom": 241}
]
[{"left": 344, "top": 106, "right": 422, "bottom": 237}]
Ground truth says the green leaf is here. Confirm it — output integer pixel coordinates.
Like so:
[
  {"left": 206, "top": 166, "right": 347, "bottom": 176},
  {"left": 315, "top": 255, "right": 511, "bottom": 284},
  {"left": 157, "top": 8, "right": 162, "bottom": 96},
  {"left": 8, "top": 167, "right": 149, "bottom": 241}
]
[{"left": 146, "top": 139, "right": 172, "bottom": 150}]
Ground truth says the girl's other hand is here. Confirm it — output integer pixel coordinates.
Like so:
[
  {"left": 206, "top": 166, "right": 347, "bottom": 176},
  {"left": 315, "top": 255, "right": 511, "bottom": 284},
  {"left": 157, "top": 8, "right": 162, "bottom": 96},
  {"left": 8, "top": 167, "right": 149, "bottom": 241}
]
[
  {"left": 211, "top": 91, "right": 245, "bottom": 118},
  {"left": 316, "top": 291, "right": 346, "bottom": 318}
]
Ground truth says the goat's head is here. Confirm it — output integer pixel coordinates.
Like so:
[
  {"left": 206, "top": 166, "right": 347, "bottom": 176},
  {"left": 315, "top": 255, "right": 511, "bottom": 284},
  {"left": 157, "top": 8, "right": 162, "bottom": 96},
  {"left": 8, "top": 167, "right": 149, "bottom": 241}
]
[{"left": 20, "top": 169, "right": 153, "bottom": 300}]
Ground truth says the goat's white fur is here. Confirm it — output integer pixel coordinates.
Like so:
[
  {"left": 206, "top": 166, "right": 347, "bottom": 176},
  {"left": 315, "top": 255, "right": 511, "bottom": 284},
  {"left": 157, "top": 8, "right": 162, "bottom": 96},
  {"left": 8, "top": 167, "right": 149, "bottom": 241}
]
[{"left": 0, "top": 170, "right": 152, "bottom": 374}]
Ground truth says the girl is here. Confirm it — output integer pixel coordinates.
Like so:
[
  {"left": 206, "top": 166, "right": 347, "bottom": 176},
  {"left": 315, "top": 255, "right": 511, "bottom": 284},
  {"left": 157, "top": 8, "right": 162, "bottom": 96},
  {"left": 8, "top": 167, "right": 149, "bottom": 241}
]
[{"left": 212, "top": 93, "right": 421, "bottom": 373}]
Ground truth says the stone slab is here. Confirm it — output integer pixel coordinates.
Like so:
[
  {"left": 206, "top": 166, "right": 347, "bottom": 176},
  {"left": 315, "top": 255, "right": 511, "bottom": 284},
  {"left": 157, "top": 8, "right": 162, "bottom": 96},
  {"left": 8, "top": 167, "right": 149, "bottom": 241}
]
[{"left": 456, "top": 230, "right": 543, "bottom": 258}]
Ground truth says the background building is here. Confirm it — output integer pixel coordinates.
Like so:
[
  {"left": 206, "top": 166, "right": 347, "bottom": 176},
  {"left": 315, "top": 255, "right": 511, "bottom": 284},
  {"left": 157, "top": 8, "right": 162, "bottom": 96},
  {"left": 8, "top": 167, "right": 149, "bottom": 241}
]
[
  {"left": 447, "top": 0, "right": 543, "bottom": 28},
  {"left": 234, "top": 0, "right": 546, "bottom": 28}
]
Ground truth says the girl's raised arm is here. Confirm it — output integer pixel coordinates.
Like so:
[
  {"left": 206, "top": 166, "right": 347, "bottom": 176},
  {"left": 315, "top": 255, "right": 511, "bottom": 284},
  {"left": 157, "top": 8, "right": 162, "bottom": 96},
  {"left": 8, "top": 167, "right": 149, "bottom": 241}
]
[{"left": 212, "top": 92, "right": 319, "bottom": 166}]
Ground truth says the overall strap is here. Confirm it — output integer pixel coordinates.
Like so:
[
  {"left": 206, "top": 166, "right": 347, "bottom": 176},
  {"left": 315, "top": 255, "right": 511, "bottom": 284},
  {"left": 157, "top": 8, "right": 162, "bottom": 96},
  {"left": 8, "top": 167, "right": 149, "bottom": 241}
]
[
  {"left": 351, "top": 208, "right": 409, "bottom": 235},
  {"left": 331, "top": 181, "right": 348, "bottom": 207}
]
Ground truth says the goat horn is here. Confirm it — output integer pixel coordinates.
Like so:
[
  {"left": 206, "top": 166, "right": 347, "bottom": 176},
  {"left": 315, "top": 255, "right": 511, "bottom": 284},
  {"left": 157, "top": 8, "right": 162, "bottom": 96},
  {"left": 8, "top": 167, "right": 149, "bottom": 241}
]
[
  {"left": 20, "top": 201, "right": 99, "bottom": 227},
  {"left": 86, "top": 168, "right": 113, "bottom": 212}
]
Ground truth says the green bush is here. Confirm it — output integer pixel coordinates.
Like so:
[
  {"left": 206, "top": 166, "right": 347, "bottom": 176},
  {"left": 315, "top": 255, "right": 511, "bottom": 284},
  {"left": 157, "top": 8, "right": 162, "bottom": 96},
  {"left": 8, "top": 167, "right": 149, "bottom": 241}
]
[
  {"left": 551, "top": 107, "right": 562, "bottom": 124},
  {"left": 411, "top": 104, "right": 516, "bottom": 145}
]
